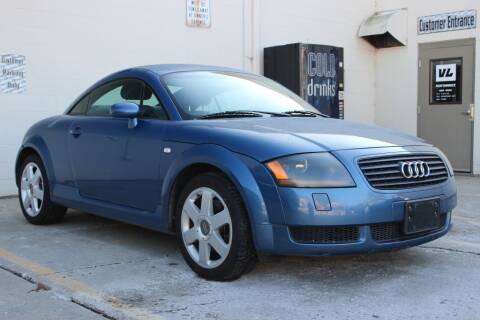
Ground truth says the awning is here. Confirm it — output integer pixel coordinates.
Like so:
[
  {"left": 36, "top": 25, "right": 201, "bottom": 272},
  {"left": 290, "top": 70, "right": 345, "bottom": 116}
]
[{"left": 358, "top": 9, "right": 407, "bottom": 48}]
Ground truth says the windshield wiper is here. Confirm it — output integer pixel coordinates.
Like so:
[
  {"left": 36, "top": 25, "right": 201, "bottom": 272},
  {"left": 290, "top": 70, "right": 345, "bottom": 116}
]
[
  {"left": 238, "top": 110, "right": 290, "bottom": 117},
  {"left": 197, "top": 111, "right": 264, "bottom": 119},
  {"left": 282, "top": 110, "right": 330, "bottom": 118},
  {"left": 197, "top": 109, "right": 328, "bottom": 119}
]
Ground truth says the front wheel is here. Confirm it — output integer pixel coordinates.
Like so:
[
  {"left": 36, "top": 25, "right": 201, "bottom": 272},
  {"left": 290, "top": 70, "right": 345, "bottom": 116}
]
[
  {"left": 176, "top": 172, "right": 256, "bottom": 281},
  {"left": 18, "top": 154, "right": 67, "bottom": 225}
]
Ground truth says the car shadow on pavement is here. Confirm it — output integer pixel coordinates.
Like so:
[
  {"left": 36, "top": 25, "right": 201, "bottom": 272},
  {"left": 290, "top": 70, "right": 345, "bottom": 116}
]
[
  {"left": 58, "top": 209, "right": 434, "bottom": 287},
  {"left": 251, "top": 250, "right": 432, "bottom": 288},
  {"left": 61, "top": 209, "right": 181, "bottom": 257}
]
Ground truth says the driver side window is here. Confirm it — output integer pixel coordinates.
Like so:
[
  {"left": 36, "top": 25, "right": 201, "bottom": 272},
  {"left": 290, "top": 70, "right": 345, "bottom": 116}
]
[
  {"left": 69, "top": 79, "right": 168, "bottom": 119},
  {"left": 140, "top": 85, "right": 168, "bottom": 120},
  {"left": 87, "top": 80, "right": 142, "bottom": 116}
]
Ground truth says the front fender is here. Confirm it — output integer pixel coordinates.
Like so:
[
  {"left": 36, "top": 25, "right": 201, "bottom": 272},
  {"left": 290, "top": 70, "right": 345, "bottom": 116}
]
[
  {"left": 160, "top": 144, "right": 275, "bottom": 245},
  {"left": 16, "top": 135, "right": 56, "bottom": 192}
]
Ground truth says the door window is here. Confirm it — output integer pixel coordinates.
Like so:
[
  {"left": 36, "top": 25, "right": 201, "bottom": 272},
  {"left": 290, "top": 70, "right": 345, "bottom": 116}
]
[
  {"left": 87, "top": 79, "right": 143, "bottom": 116},
  {"left": 68, "top": 94, "right": 90, "bottom": 115},
  {"left": 84, "top": 79, "right": 167, "bottom": 119},
  {"left": 430, "top": 58, "right": 462, "bottom": 105},
  {"left": 140, "top": 85, "right": 168, "bottom": 120}
]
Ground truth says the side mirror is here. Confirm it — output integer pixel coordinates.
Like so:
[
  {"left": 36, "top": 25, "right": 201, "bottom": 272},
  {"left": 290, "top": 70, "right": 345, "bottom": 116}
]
[{"left": 111, "top": 102, "right": 140, "bottom": 128}]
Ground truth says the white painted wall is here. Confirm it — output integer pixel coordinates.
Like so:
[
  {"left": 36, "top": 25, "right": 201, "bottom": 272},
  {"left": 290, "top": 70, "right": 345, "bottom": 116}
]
[
  {"left": 0, "top": 0, "right": 377, "bottom": 196},
  {"left": 375, "top": 0, "right": 480, "bottom": 174},
  {"left": 0, "top": 0, "right": 246, "bottom": 195},
  {"left": 1, "top": 0, "right": 478, "bottom": 196},
  {"left": 257, "top": 0, "right": 377, "bottom": 123}
]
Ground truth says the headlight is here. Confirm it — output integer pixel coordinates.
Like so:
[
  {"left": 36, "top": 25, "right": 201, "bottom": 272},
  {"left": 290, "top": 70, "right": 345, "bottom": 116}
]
[{"left": 265, "top": 153, "right": 355, "bottom": 188}]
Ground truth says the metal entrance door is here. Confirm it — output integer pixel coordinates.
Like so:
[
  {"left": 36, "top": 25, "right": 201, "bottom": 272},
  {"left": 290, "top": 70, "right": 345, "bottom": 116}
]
[{"left": 418, "top": 39, "right": 475, "bottom": 172}]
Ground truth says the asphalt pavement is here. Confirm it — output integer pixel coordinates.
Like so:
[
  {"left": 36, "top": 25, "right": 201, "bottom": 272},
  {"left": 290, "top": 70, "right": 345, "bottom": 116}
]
[{"left": 0, "top": 176, "right": 479, "bottom": 320}]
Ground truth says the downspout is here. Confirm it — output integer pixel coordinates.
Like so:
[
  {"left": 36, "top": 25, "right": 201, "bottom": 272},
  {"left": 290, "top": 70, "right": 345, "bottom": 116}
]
[{"left": 243, "top": 0, "right": 259, "bottom": 73}]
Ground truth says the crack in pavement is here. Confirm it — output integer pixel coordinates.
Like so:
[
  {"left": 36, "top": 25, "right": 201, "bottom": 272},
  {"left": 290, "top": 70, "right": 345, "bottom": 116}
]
[
  {"left": 1, "top": 223, "right": 124, "bottom": 241},
  {"left": 71, "top": 297, "right": 118, "bottom": 320},
  {"left": 160, "top": 306, "right": 188, "bottom": 314},
  {"left": 420, "top": 245, "right": 480, "bottom": 257},
  {"left": 0, "top": 262, "right": 118, "bottom": 319},
  {"left": 45, "top": 258, "right": 157, "bottom": 276},
  {"left": 27, "top": 282, "right": 51, "bottom": 293},
  {"left": 0, "top": 248, "right": 167, "bottom": 320},
  {"left": 0, "top": 264, "right": 38, "bottom": 285},
  {"left": 193, "top": 299, "right": 221, "bottom": 306}
]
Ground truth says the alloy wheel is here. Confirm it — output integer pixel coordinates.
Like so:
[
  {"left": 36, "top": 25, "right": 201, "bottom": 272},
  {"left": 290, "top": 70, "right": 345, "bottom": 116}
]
[
  {"left": 20, "top": 162, "right": 44, "bottom": 217},
  {"left": 181, "top": 187, "right": 233, "bottom": 269}
]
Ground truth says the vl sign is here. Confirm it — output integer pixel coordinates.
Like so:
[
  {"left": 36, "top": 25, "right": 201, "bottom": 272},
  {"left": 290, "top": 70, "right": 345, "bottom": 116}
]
[
  {"left": 431, "top": 59, "right": 461, "bottom": 104},
  {"left": 418, "top": 9, "right": 477, "bottom": 34},
  {"left": 436, "top": 64, "right": 456, "bottom": 82}
]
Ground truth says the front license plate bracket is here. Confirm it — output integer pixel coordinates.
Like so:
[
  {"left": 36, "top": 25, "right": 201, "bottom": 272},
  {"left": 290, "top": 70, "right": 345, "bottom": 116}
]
[{"left": 404, "top": 198, "right": 442, "bottom": 235}]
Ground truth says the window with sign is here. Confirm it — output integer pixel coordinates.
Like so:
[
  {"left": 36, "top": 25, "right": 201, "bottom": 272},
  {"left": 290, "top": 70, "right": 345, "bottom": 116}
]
[{"left": 430, "top": 58, "right": 462, "bottom": 104}]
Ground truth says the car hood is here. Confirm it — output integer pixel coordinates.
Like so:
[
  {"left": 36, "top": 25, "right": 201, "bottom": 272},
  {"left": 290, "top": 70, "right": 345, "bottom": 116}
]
[{"left": 166, "top": 117, "right": 430, "bottom": 161}]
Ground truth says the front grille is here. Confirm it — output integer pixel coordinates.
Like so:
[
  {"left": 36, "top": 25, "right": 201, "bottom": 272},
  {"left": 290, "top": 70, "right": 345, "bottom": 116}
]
[
  {"left": 370, "top": 222, "right": 402, "bottom": 242},
  {"left": 289, "top": 213, "right": 447, "bottom": 245},
  {"left": 289, "top": 225, "right": 360, "bottom": 244},
  {"left": 371, "top": 213, "right": 447, "bottom": 242},
  {"left": 358, "top": 153, "right": 449, "bottom": 190}
]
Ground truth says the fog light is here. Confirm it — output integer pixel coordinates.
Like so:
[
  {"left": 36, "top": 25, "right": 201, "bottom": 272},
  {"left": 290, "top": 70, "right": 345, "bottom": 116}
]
[{"left": 312, "top": 193, "right": 331, "bottom": 211}]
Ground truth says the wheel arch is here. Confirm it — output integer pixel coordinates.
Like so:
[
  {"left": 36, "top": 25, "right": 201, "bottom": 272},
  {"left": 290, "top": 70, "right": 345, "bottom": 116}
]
[
  {"left": 168, "top": 163, "right": 224, "bottom": 230},
  {"left": 162, "top": 144, "right": 270, "bottom": 243},
  {"left": 15, "top": 137, "right": 55, "bottom": 190}
]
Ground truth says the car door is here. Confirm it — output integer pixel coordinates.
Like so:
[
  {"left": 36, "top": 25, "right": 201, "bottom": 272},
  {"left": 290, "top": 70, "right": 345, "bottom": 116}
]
[{"left": 67, "top": 78, "right": 167, "bottom": 212}]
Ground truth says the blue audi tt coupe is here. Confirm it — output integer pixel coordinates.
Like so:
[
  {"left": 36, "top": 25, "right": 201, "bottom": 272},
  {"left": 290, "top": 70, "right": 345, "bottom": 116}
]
[{"left": 16, "top": 65, "right": 457, "bottom": 280}]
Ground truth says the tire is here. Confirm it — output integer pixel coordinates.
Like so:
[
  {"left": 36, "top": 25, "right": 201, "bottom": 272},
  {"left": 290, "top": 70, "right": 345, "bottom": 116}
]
[
  {"left": 175, "top": 172, "right": 256, "bottom": 281},
  {"left": 17, "top": 154, "right": 67, "bottom": 225}
]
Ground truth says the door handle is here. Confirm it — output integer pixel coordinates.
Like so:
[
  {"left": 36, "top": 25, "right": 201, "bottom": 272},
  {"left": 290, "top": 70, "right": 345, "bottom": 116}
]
[
  {"left": 69, "top": 127, "right": 83, "bottom": 138},
  {"left": 462, "top": 104, "right": 475, "bottom": 121}
]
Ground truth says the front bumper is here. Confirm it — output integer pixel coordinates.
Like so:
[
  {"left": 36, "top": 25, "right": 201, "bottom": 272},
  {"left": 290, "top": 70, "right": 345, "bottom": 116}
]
[
  {"left": 250, "top": 146, "right": 457, "bottom": 255},
  {"left": 254, "top": 211, "right": 452, "bottom": 255}
]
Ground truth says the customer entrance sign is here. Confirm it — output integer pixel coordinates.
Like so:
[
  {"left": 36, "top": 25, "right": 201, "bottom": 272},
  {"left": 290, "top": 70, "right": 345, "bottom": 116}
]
[{"left": 418, "top": 10, "right": 476, "bottom": 34}]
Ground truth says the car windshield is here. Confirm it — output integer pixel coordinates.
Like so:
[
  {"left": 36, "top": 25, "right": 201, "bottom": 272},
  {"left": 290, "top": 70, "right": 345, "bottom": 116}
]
[{"left": 162, "top": 71, "right": 320, "bottom": 119}]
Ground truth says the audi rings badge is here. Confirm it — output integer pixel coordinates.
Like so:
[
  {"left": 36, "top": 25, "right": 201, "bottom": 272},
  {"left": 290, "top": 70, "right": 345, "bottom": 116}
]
[{"left": 399, "top": 161, "right": 431, "bottom": 179}]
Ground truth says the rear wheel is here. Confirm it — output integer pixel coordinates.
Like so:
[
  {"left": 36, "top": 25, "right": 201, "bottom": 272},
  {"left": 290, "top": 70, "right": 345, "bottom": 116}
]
[
  {"left": 18, "top": 154, "right": 66, "bottom": 225},
  {"left": 176, "top": 172, "right": 256, "bottom": 281}
]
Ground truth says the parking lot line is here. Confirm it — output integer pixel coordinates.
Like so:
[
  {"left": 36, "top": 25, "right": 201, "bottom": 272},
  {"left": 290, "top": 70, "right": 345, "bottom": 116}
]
[{"left": 0, "top": 247, "right": 165, "bottom": 320}]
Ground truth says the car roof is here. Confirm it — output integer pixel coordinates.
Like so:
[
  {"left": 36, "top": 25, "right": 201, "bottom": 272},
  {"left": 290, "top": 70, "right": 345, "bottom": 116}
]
[{"left": 135, "top": 64, "right": 246, "bottom": 76}]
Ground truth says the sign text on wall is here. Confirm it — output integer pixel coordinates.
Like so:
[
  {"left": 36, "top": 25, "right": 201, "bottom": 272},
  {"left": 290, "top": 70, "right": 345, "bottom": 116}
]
[
  {"left": 431, "top": 59, "right": 462, "bottom": 104},
  {"left": 0, "top": 54, "right": 26, "bottom": 93},
  {"left": 186, "top": 0, "right": 211, "bottom": 28},
  {"left": 418, "top": 10, "right": 476, "bottom": 34}
]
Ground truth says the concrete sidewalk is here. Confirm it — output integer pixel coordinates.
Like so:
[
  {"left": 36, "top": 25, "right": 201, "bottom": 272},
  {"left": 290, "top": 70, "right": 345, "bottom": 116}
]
[
  {"left": 0, "top": 267, "right": 102, "bottom": 320},
  {"left": 0, "top": 176, "right": 479, "bottom": 320}
]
